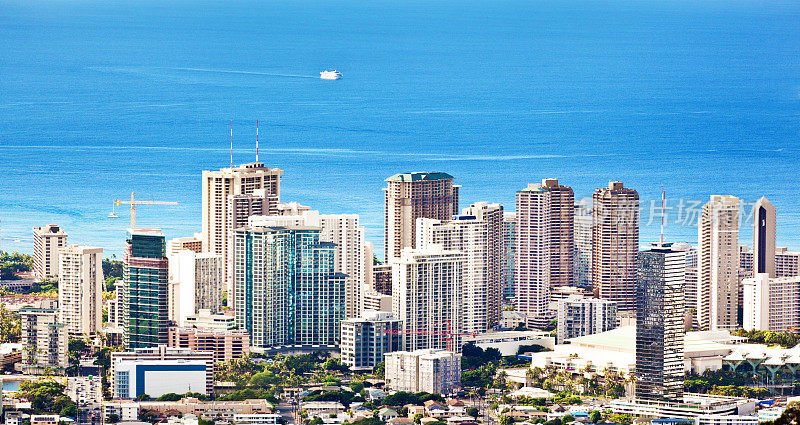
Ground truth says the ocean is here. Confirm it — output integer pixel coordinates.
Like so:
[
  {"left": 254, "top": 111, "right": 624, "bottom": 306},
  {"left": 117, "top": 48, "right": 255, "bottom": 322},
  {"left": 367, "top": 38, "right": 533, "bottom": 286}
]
[{"left": 1, "top": 0, "right": 799, "bottom": 259}]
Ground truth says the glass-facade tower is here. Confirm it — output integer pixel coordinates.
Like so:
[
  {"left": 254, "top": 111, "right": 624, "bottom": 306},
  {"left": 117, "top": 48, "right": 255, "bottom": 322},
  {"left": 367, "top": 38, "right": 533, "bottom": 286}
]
[{"left": 123, "top": 229, "right": 169, "bottom": 350}]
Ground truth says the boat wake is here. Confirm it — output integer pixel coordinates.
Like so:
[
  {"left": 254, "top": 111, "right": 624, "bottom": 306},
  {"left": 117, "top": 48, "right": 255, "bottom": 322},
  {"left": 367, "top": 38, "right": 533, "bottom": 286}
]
[{"left": 166, "top": 66, "right": 316, "bottom": 79}]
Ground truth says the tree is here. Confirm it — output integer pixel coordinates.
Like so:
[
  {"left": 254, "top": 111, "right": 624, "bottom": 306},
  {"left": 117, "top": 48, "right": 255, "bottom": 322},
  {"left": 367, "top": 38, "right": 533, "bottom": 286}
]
[
  {"left": 60, "top": 402, "right": 77, "bottom": 418},
  {"left": 589, "top": 411, "right": 601, "bottom": 424},
  {"left": 107, "top": 414, "right": 120, "bottom": 423},
  {"left": 19, "top": 380, "right": 71, "bottom": 414},
  {"left": 500, "top": 415, "right": 514, "bottom": 425},
  {"left": 0, "top": 304, "right": 20, "bottom": 343},
  {"left": 413, "top": 414, "right": 423, "bottom": 424},
  {"left": 373, "top": 361, "right": 385, "bottom": 379},
  {"left": 103, "top": 257, "right": 124, "bottom": 280},
  {"left": 466, "top": 407, "right": 479, "bottom": 418},
  {"left": 136, "top": 393, "right": 151, "bottom": 401}
]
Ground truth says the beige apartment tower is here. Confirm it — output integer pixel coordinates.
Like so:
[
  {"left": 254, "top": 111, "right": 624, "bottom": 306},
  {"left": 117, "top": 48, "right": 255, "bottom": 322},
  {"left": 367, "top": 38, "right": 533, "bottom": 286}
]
[
  {"left": 515, "top": 179, "right": 574, "bottom": 327},
  {"left": 697, "top": 195, "right": 740, "bottom": 331},
  {"left": 58, "top": 246, "right": 103, "bottom": 337},
  {"left": 591, "top": 181, "right": 639, "bottom": 312},
  {"left": 33, "top": 225, "right": 68, "bottom": 281},
  {"left": 384, "top": 172, "right": 459, "bottom": 262},
  {"left": 201, "top": 162, "right": 283, "bottom": 297}
]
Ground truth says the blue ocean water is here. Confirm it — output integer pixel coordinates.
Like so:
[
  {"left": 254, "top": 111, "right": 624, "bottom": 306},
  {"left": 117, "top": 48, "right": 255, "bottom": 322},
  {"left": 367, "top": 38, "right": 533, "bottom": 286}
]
[{"left": 1, "top": 0, "right": 799, "bottom": 259}]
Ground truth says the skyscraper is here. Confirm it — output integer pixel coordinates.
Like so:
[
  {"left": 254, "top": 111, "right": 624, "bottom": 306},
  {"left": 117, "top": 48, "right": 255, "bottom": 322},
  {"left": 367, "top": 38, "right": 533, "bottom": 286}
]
[
  {"left": 392, "top": 247, "right": 465, "bottom": 351},
  {"left": 636, "top": 242, "right": 688, "bottom": 402},
  {"left": 169, "top": 250, "right": 224, "bottom": 326},
  {"left": 33, "top": 224, "right": 68, "bottom": 281},
  {"left": 58, "top": 246, "right": 103, "bottom": 337},
  {"left": 697, "top": 195, "right": 740, "bottom": 331},
  {"left": 753, "top": 197, "right": 776, "bottom": 278},
  {"left": 249, "top": 211, "right": 366, "bottom": 319},
  {"left": 123, "top": 228, "right": 169, "bottom": 350},
  {"left": 234, "top": 225, "right": 345, "bottom": 350},
  {"left": 384, "top": 172, "right": 459, "bottom": 262},
  {"left": 502, "top": 212, "right": 516, "bottom": 301},
  {"left": 202, "top": 162, "right": 283, "bottom": 297},
  {"left": 573, "top": 202, "right": 593, "bottom": 288},
  {"left": 417, "top": 202, "right": 503, "bottom": 331},
  {"left": 592, "top": 181, "right": 639, "bottom": 312},
  {"left": 515, "top": 179, "right": 574, "bottom": 327}
]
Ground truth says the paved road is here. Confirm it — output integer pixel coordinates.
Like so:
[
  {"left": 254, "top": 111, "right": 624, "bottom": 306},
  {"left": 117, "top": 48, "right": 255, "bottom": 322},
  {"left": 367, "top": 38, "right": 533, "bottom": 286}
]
[{"left": 276, "top": 400, "right": 299, "bottom": 425}]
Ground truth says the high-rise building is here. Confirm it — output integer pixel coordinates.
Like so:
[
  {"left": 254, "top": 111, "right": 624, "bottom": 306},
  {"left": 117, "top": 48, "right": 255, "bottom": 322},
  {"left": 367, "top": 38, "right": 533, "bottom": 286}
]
[
  {"left": 635, "top": 242, "right": 688, "bottom": 402},
  {"left": 167, "top": 235, "right": 203, "bottom": 257},
  {"left": 417, "top": 202, "right": 503, "bottom": 332},
  {"left": 227, "top": 189, "right": 278, "bottom": 284},
  {"left": 742, "top": 246, "right": 800, "bottom": 279},
  {"left": 362, "top": 291, "right": 392, "bottom": 312},
  {"left": 340, "top": 310, "right": 401, "bottom": 371},
  {"left": 684, "top": 248, "right": 698, "bottom": 330},
  {"left": 249, "top": 211, "right": 366, "bottom": 319},
  {"left": 392, "top": 247, "right": 464, "bottom": 351},
  {"left": 515, "top": 179, "right": 574, "bottom": 327},
  {"left": 573, "top": 202, "right": 593, "bottom": 288},
  {"left": 57, "top": 246, "right": 103, "bottom": 337},
  {"left": 372, "top": 265, "right": 392, "bottom": 295},
  {"left": 233, "top": 225, "right": 345, "bottom": 351},
  {"left": 32, "top": 225, "right": 68, "bottom": 281},
  {"left": 742, "top": 273, "right": 800, "bottom": 332},
  {"left": 384, "top": 172, "right": 459, "bottom": 262},
  {"left": 384, "top": 350, "right": 462, "bottom": 395},
  {"left": 753, "top": 197, "right": 776, "bottom": 278},
  {"left": 169, "top": 251, "right": 224, "bottom": 326},
  {"left": 202, "top": 162, "right": 283, "bottom": 297},
  {"left": 167, "top": 326, "right": 250, "bottom": 363},
  {"left": 108, "top": 280, "right": 125, "bottom": 329},
  {"left": 555, "top": 295, "right": 617, "bottom": 344},
  {"left": 123, "top": 228, "right": 169, "bottom": 350},
  {"left": 19, "top": 300, "right": 68, "bottom": 375},
  {"left": 502, "top": 212, "right": 516, "bottom": 300},
  {"left": 697, "top": 195, "right": 740, "bottom": 331},
  {"left": 592, "top": 181, "right": 639, "bottom": 312}
]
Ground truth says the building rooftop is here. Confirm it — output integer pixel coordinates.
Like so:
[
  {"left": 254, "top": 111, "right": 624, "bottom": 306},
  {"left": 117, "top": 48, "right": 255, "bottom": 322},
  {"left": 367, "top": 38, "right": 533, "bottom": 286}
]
[{"left": 385, "top": 172, "right": 454, "bottom": 182}]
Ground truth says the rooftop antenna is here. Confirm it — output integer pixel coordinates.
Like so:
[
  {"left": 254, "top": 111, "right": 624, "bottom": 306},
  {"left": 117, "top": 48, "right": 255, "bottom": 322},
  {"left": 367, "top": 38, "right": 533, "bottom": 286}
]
[
  {"left": 660, "top": 185, "right": 665, "bottom": 245},
  {"left": 256, "top": 119, "right": 259, "bottom": 163},
  {"left": 230, "top": 120, "right": 233, "bottom": 169}
]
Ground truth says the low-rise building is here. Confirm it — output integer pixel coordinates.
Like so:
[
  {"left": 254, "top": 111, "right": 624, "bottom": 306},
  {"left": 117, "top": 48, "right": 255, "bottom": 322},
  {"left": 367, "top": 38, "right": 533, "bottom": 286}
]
[
  {"left": 300, "top": 401, "right": 345, "bottom": 418},
  {"left": 103, "top": 402, "right": 139, "bottom": 422},
  {"left": 30, "top": 415, "right": 59, "bottom": 425},
  {"left": 385, "top": 350, "right": 461, "bottom": 395},
  {"left": 167, "top": 327, "right": 250, "bottom": 362},
  {"left": 183, "top": 309, "right": 236, "bottom": 330},
  {"left": 110, "top": 346, "right": 214, "bottom": 399},
  {"left": 137, "top": 398, "right": 274, "bottom": 421},
  {"left": 233, "top": 413, "right": 282, "bottom": 425},
  {"left": 610, "top": 394, "right": 756, "bottom": 420},
  {"left": 463, "top": 330, "right": 554, "bottom": 356},
  {"left": 340, "top": 310, "right": 401, "bottom": 371}
]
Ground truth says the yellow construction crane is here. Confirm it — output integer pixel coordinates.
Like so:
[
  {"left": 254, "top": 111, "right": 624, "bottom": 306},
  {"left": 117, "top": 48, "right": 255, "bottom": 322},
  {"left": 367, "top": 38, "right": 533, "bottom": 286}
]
[{"left": 114, "top": 192, "right": 178, "bottom": 229}]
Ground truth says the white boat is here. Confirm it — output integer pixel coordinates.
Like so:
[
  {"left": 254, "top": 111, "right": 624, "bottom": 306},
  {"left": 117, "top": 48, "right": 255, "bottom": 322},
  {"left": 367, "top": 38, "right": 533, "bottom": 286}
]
[{"left": 320, "top": 70, "right": 342, "bottom": 80}]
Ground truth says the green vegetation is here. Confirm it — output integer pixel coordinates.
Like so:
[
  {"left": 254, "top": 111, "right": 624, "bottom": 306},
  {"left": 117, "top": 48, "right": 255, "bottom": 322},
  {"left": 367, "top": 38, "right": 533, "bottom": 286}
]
[
  {"left": 526, "top": 366, "right": 628, "bottom": 398},
  {"left": 381, "top": 391, "right": 443, "bottom": 407},
  {"left": 19, "top": 380, "right": 76, "bottom": 415},
  {"left": 156, "top": 392, "right": 207, "bottom": 401},
  {"left": 0, "top": 304, "right": 21, "bottom": 344},
  {"left": 466, "top": 407, "right": 479, "bottom": 418},
  {"left": 0, "top": 251, "right": 33, "bottom": 280},
  {"left": 218, "top": 388, "right": 278, "bottom": 403},
  {"left": 684, "top": 369, "right": 770, "bottom": 397},
  {"left": 731, "top": 329, "right": 800, "bottom": 349}
]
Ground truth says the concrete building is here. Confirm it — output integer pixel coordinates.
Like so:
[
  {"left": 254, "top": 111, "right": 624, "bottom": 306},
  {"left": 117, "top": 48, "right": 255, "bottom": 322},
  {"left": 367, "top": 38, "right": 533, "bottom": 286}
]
[
  {"left": 698, "top": 195, "right": 740, "bottom": 331},
  {"left": 102, "top": 402, "right": 139, "bottom": 422},
  {"left": 108, "top": 280, "right": 125, "bottom": 328},
  {"left": 19, "top": 300, "right": 68, "bottom": 375},
  {"left": 167, "top": 235, "right": 203, "bottom": 257},
  {"left": 555, "top": 295, "right": 617, "bottom": 344},
  {"left": 463, "top": 330, "right": 555, "bottom": 356},
  {"left": 340, "top": 310, "right": 401, "bottom": 371},
  {"left": 169, "top": 251, "right": 224, "bottom": 326},
  {"left": 417, "top": 203, "right": 503, "bottom": 332},
  {"left": 753, "top": 197, "right": 776, "bottom": 278},
  {"left": 502, "top": 212, "right": 516, "bottom": 300},
  {"left": 234, "top": 225, "right": 345, "bottom": 351},
  {"left": 373, "top": 265, "right": 392, "bottom": 295},
  {"left": 133, "top": 398, "right": 273, "bottom": 421},
  {"left": 384, "top": 172, "right": 460, "bottom": 262},
  {"left": 250, "top": 211, "right": 366, "bottom": 319},
  {"left": 362, "top": 291, "right": 392, "bottom": 312},
  {"left": 32, "top": 224, "right": 67, "bottom": 281},
  {"left": 168, "top": 326, "right": 250, "bottom": 362},
  {"left": 573, "top": 202, "right": 593, "bottom": 288},
  {"left": 610, "top": 395, "right": 756, "bottom": 423},
  {"left": 57, "top": 246, "right": 103, "bottom": 337},
  {"left": 202, "top": 162, "right": 283, "bottom": 299},
  {"left": 742, "top": 273, "right": 800, "bottom": 332},
  {"left": 592, "top": 181, "right": 639, "bottom": 312},
  {"left": 110, "top": 346, "right": 214, "bottom": 399},
  {"left": 392, "top": 247, "right": 465, "bottom": 351},
  {"left": 515, "top": 179, "right": 574, "bottom": 327},
  {"left": 184, "top": 309, "right": 236, "bottom": 330},
  {"left": 385, "top": 350, "right": 461, "bottom": 395},
  {"left": 227, "top": 189, "right": 279, "bottom": 284},
  {"left": 636, "top": 242, "right": 689, "bottom": 401},
  {"left": 123, "top": 228, "right": 169, "bottom": 350}
]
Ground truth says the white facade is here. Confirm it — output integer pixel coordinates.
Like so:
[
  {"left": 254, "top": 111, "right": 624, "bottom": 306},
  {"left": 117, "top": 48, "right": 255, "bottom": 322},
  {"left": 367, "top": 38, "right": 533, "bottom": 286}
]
[
  {"left": 58, "top": 246, "right": 103, "bottom": 337},
  {"left": 362, "top": 291, "right": 392, "bottom": 312},
  {"left": 111, "top": 346, "right": 214, "bottom": 399},
  {"left": 19, "top": 301, "right": 68, "bottom": 374},
  {"left": 385, "top": 349, "right": 461, "bottom": 395},
  {"left": 108, "top": 280, "right": 126, "bottom": 328},
  {"left": 103, "top": 402, "right": 139, "bottom": 422},
  {"left": 184, "top": 309, "right": 236, "bottom": 330},
  {"left": 555, "top": 295, "right": 617, "bottom": 344},
  {"left": 249, "top": 211, "right": 366, "bottom": 319},
  {"left": 340, "top": 310, "right": 401, "bottom": 371},
  {"left": 32, "top": 224, "right": 67, "bottom": 281},
  {"left": 169, "top": 250, "right": 224, "bottom": 326},
  {"left": 392, "top": 247, "right": 465, "bottom": 351},
  {"left": 698, "top": 195, "right": 740, "bottom": 331},
  {"left": 742, "top": 273, "right": 800, "bottom": 332}
]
